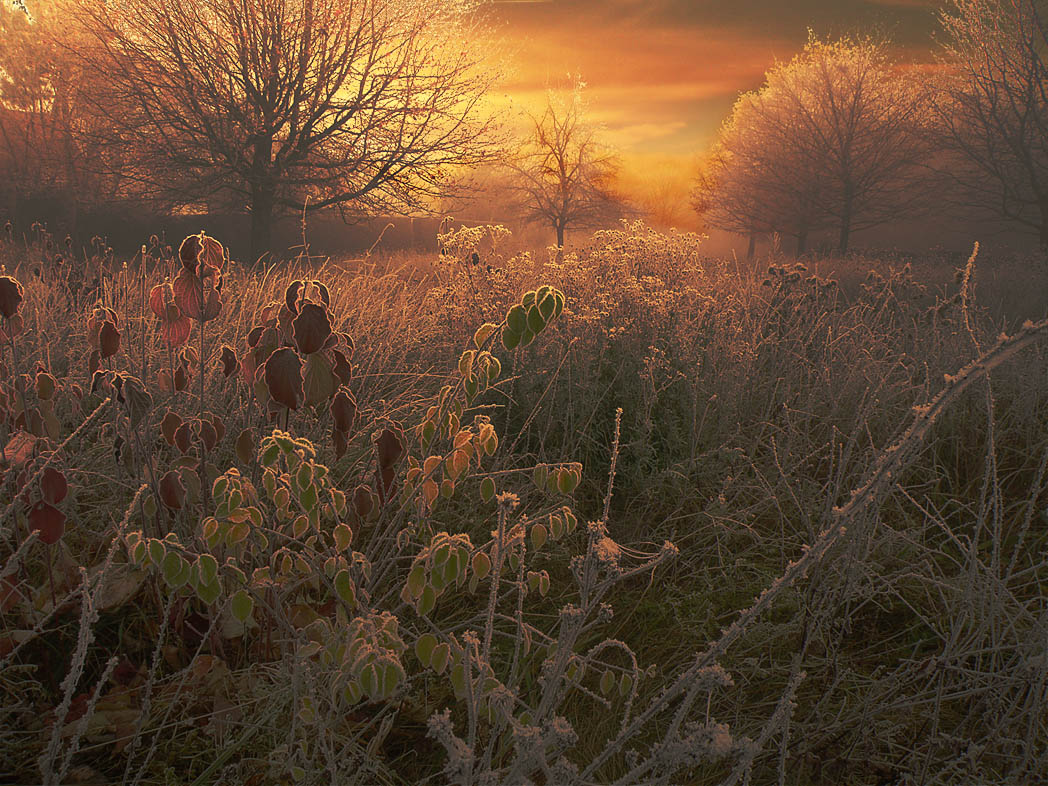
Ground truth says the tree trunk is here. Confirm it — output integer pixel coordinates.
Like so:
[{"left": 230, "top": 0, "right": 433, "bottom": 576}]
[
  {"left": 839, "top": 192, "right": 853, "bottom": 255},
  {"left": 250, "top": 186, "right": 274, "bottom": 263},
  {"left": 555, "top": 223, "right": 565, "bottom": 248},
  {"left": 746, "top": 232, "right": 756, "bottom": 261},
  {"left": 249, "top": 137, "right": 275, "bottom": 262},
  {"left": 1040, "top": 199, "right": 1048, "bottom": 251},
  {"left": 796, "top": 227, "right": 808, "bottom": 256}
]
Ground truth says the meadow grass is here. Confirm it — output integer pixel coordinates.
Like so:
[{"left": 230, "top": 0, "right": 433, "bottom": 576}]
[{"left": 0, "top": 222, "right": 1046, "bottom": 785}]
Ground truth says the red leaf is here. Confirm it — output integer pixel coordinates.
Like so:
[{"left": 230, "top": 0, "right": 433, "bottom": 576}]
[
  {"left": 374, "top": 425, "right": 405, "bottom": 469},
  {"left": 331, "top": 387, "right": 357, "bottom": 434},
  {"left": 0, "top": 275, "right": 23, "bottom": 319},
  {"left": 264, "top": 347, "right": 303, "bottom": 410},
  {"left": 292, "top": 303, "right": 332, "bottom": 355},
  {"left": 40, "top": 467, "right": 68, "bottom": 504},
  {"left": 220, "top": 345, "right": 238, "bottom": 378},
  {"left": 29, "top": 502, "right": 66, "bottom": 544},
  {"left": 159, "top": 470, "right": 186, "bottom": 510},
  {"left": 99, "top": 321, "right": 120, "bottom": 359},
  {"left": 161, "top": 411, "right": 182, "bottom": 446}
]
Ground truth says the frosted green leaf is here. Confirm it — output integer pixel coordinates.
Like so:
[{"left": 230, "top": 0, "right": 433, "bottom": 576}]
[
  {"left": 480, "top": 476, "right": 495, "bottom": 503},
  {"left": 415, "top": 633, "right": 438, "bottom": 666},
  {"left": 472, "top": 551, "right": 491, "bottom": 580},
  {"left": 407, "top": 563, "right": 426, "bottom": 600},
  {"left": 230, "top": 589, "right": 253, "bottom": 623},
  {"left": 417, "top": 584, "right": 436, "bottom": 616},
  {"left": 334, "top": 569, "right": 356, "bottom": 608}
]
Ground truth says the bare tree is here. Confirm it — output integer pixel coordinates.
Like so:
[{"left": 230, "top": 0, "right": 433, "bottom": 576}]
[
  {"left": 692, "top": 90, "right": 829, "bottom": 257},
  {"left": 66, "top": 0, "right": 501, "bottom": 260},
  {"left": 0, "top": 1, "right": 111, "bottom": 222},
  {"left": 937, "top": 0, "right": 1048, "bottom": 249},
  {"left": 510, "top": 82, "right": 623, "bottom": 248},
  {"left": 696, "top": 36, "right": 931, "bottom": 255}
]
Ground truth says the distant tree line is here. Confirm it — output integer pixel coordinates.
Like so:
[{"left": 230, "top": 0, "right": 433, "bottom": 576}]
[
  {"left": 0, "top": 0, "right": 501, "bottom": 261},
  {"left": 693, "top": 0, "right": 1048, "bottom": 255}
]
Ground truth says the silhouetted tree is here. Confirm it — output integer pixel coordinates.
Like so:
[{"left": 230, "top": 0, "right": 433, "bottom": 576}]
[
  {"left": 69, "top": 0, "right": 501, "bottom": 260},
  {"left": 937, "top": 0, "right": 1048, "bottom": 249},
  {"left": 0, "top": 1, "right": 112, "bottom": 222},
  {"left": 510, "top": 82, "right": 623, "bottom": 248}
]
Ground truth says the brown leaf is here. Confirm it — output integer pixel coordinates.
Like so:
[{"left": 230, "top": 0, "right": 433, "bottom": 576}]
[
  {"left": 235, "top": 428, "right": 255, "bottom": 465},
  {"left": 161, "top": 411, "right": 182, "bottom": 446},
  {"left": 1, "top": 430, "right": 39, "bottom": 469},
  {"left": 199, "top": 419, "right": 218, "bottom": 453},
  {"left": 284, "top": 280, "right": 303, "bottom": 314},
  {"left": 292, "top": 303, "right": 332, "bottom": 355},
  {"left": 210, "top": 415, "right": 225, "bottom": 443},
  {"left": 374, "top": 425, "right": 405, "bottom": 469},
  {"left": 40, "top": 467, "right": 68, "bottom": 504},
  {"left": 148, "top": 283, "right": 171, "bottom": 318},
  {"left": 159, "top": 470, "right": 186, "bottom": 510},
  {"left": 331, "top": 348, "right": 353, "bottom": 385},
  {"left": 99, "top": 321, "right": 120, "bottom": 359},
  {"left": 0, "top": 275, "right": 23, "bottom": 319},
  {"left": 263, "top": 347, "right": 303, "bottom": 410},
  {"left": 220, "top": 346, "right": 238, "bottom": 378},
  {"left": 29, "top": 501, "right": 66, "bottom": 544},
  {"left": 331, "top": 387, "right": 357, "bottom": 434},
  {"left": 174, "top": 421, "right": 193, "bottom": 454}
]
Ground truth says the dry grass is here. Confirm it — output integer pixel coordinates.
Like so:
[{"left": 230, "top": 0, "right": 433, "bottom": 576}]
[{"left": 1, "top": 221, "right": 1046, "bottom": 784}]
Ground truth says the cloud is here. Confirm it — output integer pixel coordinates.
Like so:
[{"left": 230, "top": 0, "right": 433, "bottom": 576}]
[{"left": 489, "top": 0, "right": 941, "bottom": 155}]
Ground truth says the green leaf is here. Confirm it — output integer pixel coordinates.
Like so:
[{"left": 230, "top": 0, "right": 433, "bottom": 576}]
[
  {"left": 600, "top": 670, "right": 616, "bottom": 696},
  {"left": 230, "top": 589, "right": 254, "bottom": 623},
  {"left": 472, "top": 551, "right": 491, "bottom": 580},
  {"left": 302, "top": 352, "right": 337, "bottom": 407},
  {"left": 415, "top": 633, "right": 438, "bottom": 666},
  {"left": 619, "top": 673, "right": 633, "bottom": 697},
  {"left": 196, "top": 553, "right": 219, "bottom": 586},
  {"left": 161, "top": 552, "right": 186, "bottom": 589},
  {"left": 334, "top": 569, "right": 356, "bottom": 608},
  {"left": 417, "top": 584, "right": 436, "bottom": 616},
  {"left": 531, "top": 523, "right": 548, "bottom": 550},
  {"left": 480, "top": 476, "right": 495, "bottom": 503},
  {"left": 431, "top": 642, "right": 450, "bottom": 675},
  {"left": 526, "top": 305, "right": 545, "bottom": 334},
  {"left": 197, "top": 578, "right": 222, "bottom": 606},
  {"left": 506, "top": 305, "right": 527, "bottom": 334},
  {"left": 474, "top": 322, "right": 498, "bottom": 348},
  {"left": 502, "top": 328, "right": 521, "bottom": 351},
  {"left": 407, "top": 563, "right": 426, "bottom": 600}
]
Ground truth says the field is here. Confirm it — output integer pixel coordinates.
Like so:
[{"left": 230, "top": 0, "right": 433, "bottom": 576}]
[{"left": 1, "top": 221, "right": 1047, "bottom": 785}]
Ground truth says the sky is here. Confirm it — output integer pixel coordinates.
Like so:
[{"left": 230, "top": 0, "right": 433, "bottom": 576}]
[{"left": 488, "top": 0, "right": 942, "bottom": 157}]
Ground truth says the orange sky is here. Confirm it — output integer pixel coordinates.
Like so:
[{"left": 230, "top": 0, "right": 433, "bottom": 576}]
[{"left": 488, "top": 0, "right": 941, "bottom": 156}]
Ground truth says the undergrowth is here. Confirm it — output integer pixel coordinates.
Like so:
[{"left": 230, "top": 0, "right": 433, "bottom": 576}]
[{"left": 0, "top": 222, "right": 1046, "bottom": 785}]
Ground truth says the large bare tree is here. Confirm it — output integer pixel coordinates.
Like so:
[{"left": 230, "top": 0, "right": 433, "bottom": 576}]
[
  {"left": 937, "top": 0, "right": 1048, "bottom": 249},
  {"left": 68, "top": 0, "right": 502, "bottom": 259},
  {"left": 510, "top": 82, "right": 623, "bottom": 248},
  {"left": 696, "top": 37, "right": 931, "bottom": 255}
]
